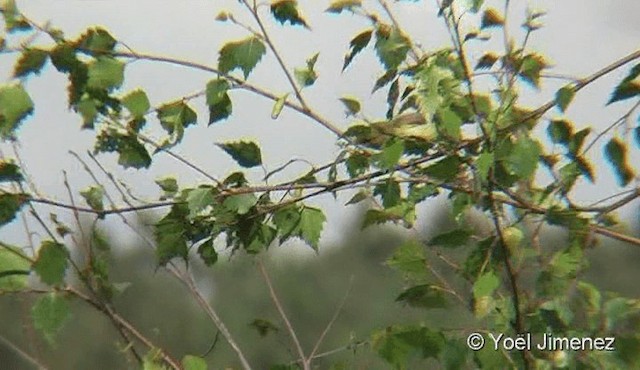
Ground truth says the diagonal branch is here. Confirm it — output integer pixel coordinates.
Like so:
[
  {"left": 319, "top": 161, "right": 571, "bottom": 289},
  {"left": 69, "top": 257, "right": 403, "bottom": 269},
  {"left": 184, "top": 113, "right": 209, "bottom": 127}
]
[
  {"left": 308, "top": 277, "right": 354, "bottom": 362},
  {"left": 258, "top": 259, "right": 308, "bottom": 370}
]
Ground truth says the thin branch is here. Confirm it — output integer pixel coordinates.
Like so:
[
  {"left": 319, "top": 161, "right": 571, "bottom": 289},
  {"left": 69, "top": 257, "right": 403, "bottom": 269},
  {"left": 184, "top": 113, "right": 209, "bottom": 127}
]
[
  {"left": 523, "top": 49, "right": 640, "bottom": 121},
  {"left": 62, "top": 171, "right": 90, "bottom": 264},
  {"left": 377, "top": 0, "right": 422, "bottom": 61},
  {"left": 106, "top": 49, "right": 345, "bottom": 138},
  {"left": 182, "top": 270, "right": 253, "bottom": 370},
  {"left": 257, "top": 259, "right": 308, "bottom": 370},
  {"left": 0, "top": 333, "right": 48, "bottom": 370},
  {"left": 581, "top": 100, "right": 640, "bottom": 155},
  {"left": 308, "top": 276, "right": 354, "bottom": 361},
  {"left": 63, "top": 287, "right": 179, "bottom": 369},
  {"left": 487, "top": 173, "right": 530, "bottom": 370},
  {"left": 28, "top": 198, "right": 175, "bottom": 216},
  {"left": 240, "top": 0, "right": 306, "bottom": 107}
]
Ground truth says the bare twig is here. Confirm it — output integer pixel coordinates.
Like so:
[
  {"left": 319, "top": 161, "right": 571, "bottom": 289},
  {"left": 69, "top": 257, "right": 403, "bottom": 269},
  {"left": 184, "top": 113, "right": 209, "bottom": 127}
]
[
  {"left": 183, "top": 271, "right": 253, "bottom": 370},
  {"left": 308, "top": 276, "right": 354, "bottom": 361},
  {"left": 257, "top": 259, "right": 308, "bottom": 370},
  {"left": 0, "top": 333, "right": 48, "bottom": 370}
]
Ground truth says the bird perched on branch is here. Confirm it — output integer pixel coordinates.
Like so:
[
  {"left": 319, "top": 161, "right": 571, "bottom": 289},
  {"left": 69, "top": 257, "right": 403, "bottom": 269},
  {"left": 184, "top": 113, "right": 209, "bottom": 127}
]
[{"left": 344, "top": 111, "right": 437, "bottom": 148}]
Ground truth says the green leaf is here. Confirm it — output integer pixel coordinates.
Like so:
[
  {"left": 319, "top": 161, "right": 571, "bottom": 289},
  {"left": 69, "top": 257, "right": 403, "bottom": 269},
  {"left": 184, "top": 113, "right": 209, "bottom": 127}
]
[
  {"left": 142, "top": 350, "right": 168, "bottom": 370},
  {"left": 186, "top": 187, "right": 215, "bottom": 217},
  {"left": 473, "top": 271, "right": 500, "bottom": 299},
  {"left": 345, "top": 190, "right": 369, "bottom": 205},
  {"left": 346, "top": 152, "right": 369, "bottom": 177},
  {"left": 555, "top": 85, "right": 575, "bottom": 112},
  {"left": 442, "top": 338, "right": 470, "bottom": 370},
  {"left": 218, "top": 36, "right": 266, "bottom": 79},
  {"left": 1, "top": 0, "right": 31, "bottom": 32},
  {"left": 218, "top": 141, "right": 263, "bottom": 168},
  {"left": 182, "top": 355, "right": 208, "bottom": 370},
  {"left": 480, "top": 8, "right": 504, "bottom": 28},
  {"left": 270, "top": 0, "right": 308, "bottom": 28},
  {"left": 373, "top": 68, "right": 398, "bottom": 93},
  {"left": 518, "top": 53, "right": 548, "bottom": 88},
  {"left": 32, "top": 293, "right": 70, "bottom": 345},
  {"left": 49, "top": 43, "right": 78, "bottom": 72},
  {"left": 374, "top": 25, "right": 410, "bottom": 70},
  {"left": 122, "top": 89, "right": 150, "bottom": 118},
  {"left": 0, "top": 193, "right": 26, "bottom": 226},
  {"left": 326, "top": 0, "right": 361, "bottom": 14},
  {"left": 475, "top": 151, "right": 493, "bottom": 181},
  {"left": 608, "top": 64, "right": 640, "bottom": 104},
  {"left": 223, "top": 193, "right": 258, "bottom": 215},
  {"left": 0, "top": 160, "right": 23, "bottom": 182},
  {"left": 474, "top": 52, "right": 499, "bottom": 70},
  {"left": 604, "top": 138, "right": 634, "bottom": 186},
  {"left": 271, "top": 93, "right": 289, "bottom": 119},
  {"left": 0, "top": 83, "right": 34, "bottom": 139},
  {"left": 343, "top": 29, "right": 372, "bottom": 70},
  {"left": 604, "top": 297, "right": 640, "bottom": 331},
  {"left": 156, "top": 101, "right": 198, "bottom": 147},
  {"left": 156, "top": 177, "right": 178, "bottom": 198},
  {"left": 13, "top": 48, "right": 49, "bottom": 78},
  {"left": 95, "top": 131, "right": 152, "bottom": 169},
  {"left": 396, "top": 284, "right": 447, "bottom": 309},
  {"left": 375, "top": 138, "right": 404, "bottom": 170},
  {"left": 437, "top": 108, "right": 462, "bottom": 140},
  {"left": 86, "top": 57, "right": 124, "bottom": 91},
  {"left": 154, "top": 204, "right": 189, "bottom": 265},
  {"left": 298, "top": 206, "right": 325, "bottom": 250},
  {"left": 0, "top": 244, "right": 30, "bottom": 290},
  {"left": 374, "top": 178, "right": 401, "bottom": 208},
  {"left": 428, "top": 228, "right": 472, "bottom": 248},
  {"left": 549, "top": 248, "right": 582, "bottom": 278},
  {"left": 547, "top": 119, "right": 574, "bottom": 145},
  {"left": 423, "top": 156, "right": 462, "bottom": 182},
  {"left": 33, "top": 241, "right": 69, "bottom": 286},
  {"left": 76, "top": 27, "right": 117, "bottom": 54},
  {"left": 386, "top": 239, "right": 426, "bottom": 277},
  {"left": 372, "top": 325, "right": 444, "bottom": 368},
  {"left": 197, "top": 240, "right": 218, "bottom": 267},
  {"left": 75, "top": 97, "right": 99, "bottom": 128},
  {"left": 205, "top": 79, "right": 232, "bottom": 124},
  {"left": 294, "top": 52, "right": 319, "bottom": 87},
  {"left": 273, "top": 205, "right": 302, "bottom": 241},
  {"left": 339, "top": 96, "right": 361, "bottom": 116},
  {"left": 80, "top": 186, "right": 104, "bottom": 212},
  {"left": 505, "top": 137, "right": 541, "bottom": 179}
]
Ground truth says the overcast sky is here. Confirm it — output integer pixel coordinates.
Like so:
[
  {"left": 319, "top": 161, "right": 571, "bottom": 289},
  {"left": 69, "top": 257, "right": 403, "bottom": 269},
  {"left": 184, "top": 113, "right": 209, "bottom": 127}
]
[{"left": 2, "top": 0, "right": 639, "bottom": 254}]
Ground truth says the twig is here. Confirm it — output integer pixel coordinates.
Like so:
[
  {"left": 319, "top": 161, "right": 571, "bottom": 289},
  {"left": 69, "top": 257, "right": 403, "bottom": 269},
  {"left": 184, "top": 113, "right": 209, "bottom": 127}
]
[
  {"left": 183, "top": 271, "right": 253, "bottom": 370},
  {"left": 0, "top": 333, "right": 48, "bottom": 370},
  {"left": 257, "top": 259, "right": 308, "bottom": 370},
  {"left": 377, "top": 0, "right": 422, "bottom": 61},
  {"left": 523, "top": 49, "right": 640, "bottom": 122},
  {"left": 308, "top": 276, "right": 354, "bottom": 361},
  {"left": 106, "top": 50, "right": 345, "bottom": 138},
  {"left": 66, "top": 287, "right": 180, "bottom": 369},
  {"left": 239, "top": 0, "right": 306, "bottom": 108},
  {"left": 62, "top": 171, "right": 90, "bottom": 264}
]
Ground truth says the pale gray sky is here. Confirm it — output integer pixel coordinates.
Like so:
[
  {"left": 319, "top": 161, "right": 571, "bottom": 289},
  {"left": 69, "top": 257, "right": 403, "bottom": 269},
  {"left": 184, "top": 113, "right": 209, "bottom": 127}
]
[{"left": 1, "top": 1, "right": 639, "bottom": 254}]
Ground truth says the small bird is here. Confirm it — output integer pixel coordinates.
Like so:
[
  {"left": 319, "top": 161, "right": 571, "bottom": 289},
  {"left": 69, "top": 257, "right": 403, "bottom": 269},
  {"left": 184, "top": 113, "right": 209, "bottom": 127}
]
[{"left": 346, "top": 111, "right": 437, "bottom": 147}]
